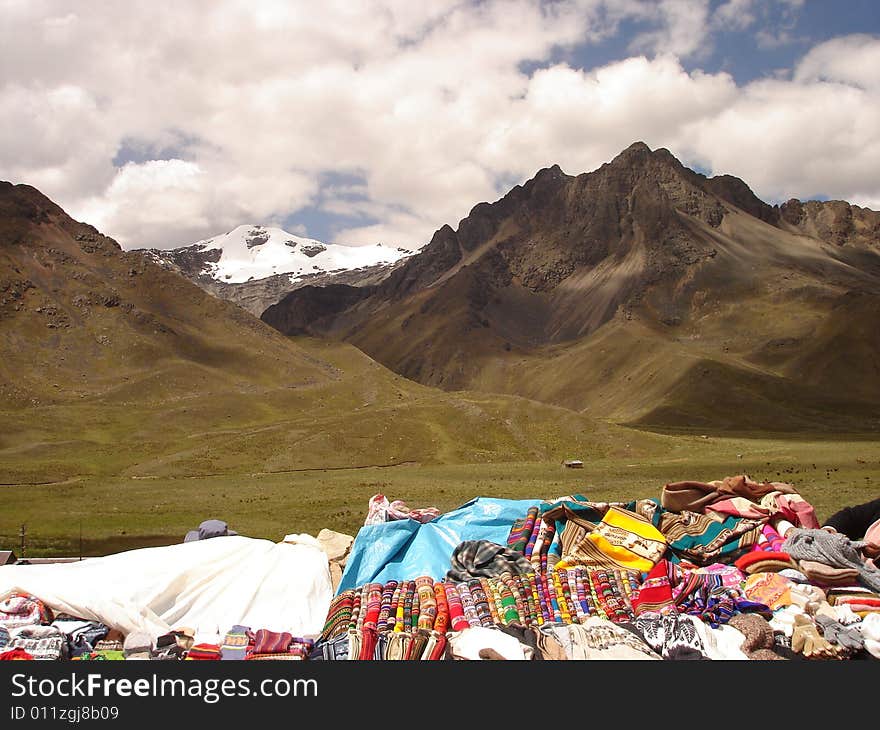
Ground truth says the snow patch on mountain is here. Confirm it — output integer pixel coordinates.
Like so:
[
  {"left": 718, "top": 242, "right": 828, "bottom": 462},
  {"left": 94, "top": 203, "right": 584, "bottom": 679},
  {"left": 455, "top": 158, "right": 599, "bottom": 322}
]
[{"left": 183, "top": 225, "right": 411, "bottom": 284}]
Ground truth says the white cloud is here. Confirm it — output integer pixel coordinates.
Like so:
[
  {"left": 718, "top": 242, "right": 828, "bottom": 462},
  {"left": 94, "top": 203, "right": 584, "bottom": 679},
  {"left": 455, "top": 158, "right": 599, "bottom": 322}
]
[
  {"left": 1, "top": 2, "right": 878, "bottom": 252},
  {"left": 629, "top": 0, "right": 712, "bottom": 59},
  {"left": 794, "top": 34, "right": 880, "bottom": 90},
  {"left": 712, "top": 0, "right": 756, "bottom": 31}
]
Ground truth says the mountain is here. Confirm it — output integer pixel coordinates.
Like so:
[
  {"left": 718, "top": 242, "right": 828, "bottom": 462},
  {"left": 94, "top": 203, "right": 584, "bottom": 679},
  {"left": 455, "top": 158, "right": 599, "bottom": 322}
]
[
  {"left": 138, "top": 225, "right": 413, "bottom": 315},
  {"left": 0, "top": 181, "right": 641, "bottom": 486},
  {"left": 262, "top": 142, "right": 880, "bottom": 434}
]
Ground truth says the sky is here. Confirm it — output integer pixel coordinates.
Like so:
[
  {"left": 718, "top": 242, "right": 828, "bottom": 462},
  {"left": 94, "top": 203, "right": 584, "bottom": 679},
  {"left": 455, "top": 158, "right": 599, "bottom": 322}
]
[{"left": 2, "top": 1, "right": 879, "bottom": 251}]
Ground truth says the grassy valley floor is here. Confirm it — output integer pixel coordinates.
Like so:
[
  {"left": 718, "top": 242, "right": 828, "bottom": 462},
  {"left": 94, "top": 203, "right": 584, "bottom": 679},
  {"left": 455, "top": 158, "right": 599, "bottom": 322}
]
[{"left": 2, "top": 433, "right": 878, "bottom": 557}]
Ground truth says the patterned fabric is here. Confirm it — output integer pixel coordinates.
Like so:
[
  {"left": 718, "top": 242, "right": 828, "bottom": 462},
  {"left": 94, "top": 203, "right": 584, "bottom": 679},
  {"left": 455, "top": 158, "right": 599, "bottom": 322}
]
[
  {"left": 51, "top": 618, "right": 109, "bottom": 658},
  {"left": 5, "top": 626, "right": 65, "bottom": 661},
  {"left": 378, "top": 580, "right": 398, "bottom": 630},
  {"left": 444, "top": 583, "right": 468, "bottom": 632},
  {"left": 363, "top": 582, "right": 383, "bottom": 629},
  {"left": 321, "top": 590, "right": 355, "bottom": 640},
  {"left": 564, "top": 618, "right": 660, "bottom": 660},
  {"left": 784, "top": 528, "right": 880, "bottom": 592},
  {"left": 631, "top": 613, "right": 709, "bottom": 660},
  {"left": 524, "top": 513, "right": 543, "bottom": 559},
  {"left": 416, "top": 576, "right": 436, "bottom": 630},
  {"left": 185, "top": 643, "right": 221, "bottom": 660},
  {"left": 71, "top": 650, "right": 123, "bottom": 661},
  {"left": 633, "top": 560, "right": 679, "bottom": 615},
  {"left": 0, "top": 593, "right": 53, "bottom": 630},
  {"left": 457, "top": 582, "right": 481, "bottom": 628},
  {"left": 508, "top": 506, "right": 541, "bottom": 553},
  {"left": 661, "top": 475, "right": 797, "bottom": 513},
  {"left": 548, "top": 505, "right": 667, "bottom": 573},
  {"left": 757, "top": 523, "right": 786, "bottom": 552},
  {"left": 251, "top": 629, "right": 292, "bottom": 655},
  {"left": 220, "top": 625, "right": 252, "bottom": 660},
  {"left": 742, "top": 573, "right": 794, "bottom": 610},
  {"left": 447, "top": 540, "right": 535, "bottom": 581},
  {"left": 658, "top": 509, "right": 763, "bottom": 565}
]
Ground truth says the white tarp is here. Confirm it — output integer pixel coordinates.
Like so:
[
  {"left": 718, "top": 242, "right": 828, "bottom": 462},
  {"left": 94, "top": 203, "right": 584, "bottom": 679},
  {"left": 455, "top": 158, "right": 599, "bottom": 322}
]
[{"left": 0, "top": 535, "right": 333, "bottom": 642}]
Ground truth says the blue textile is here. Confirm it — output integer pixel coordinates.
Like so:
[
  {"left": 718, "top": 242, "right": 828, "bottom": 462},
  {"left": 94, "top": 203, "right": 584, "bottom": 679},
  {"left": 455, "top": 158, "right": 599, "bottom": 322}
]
[{"left": 338, "top": 497, "right": 540, "bottom": 593}]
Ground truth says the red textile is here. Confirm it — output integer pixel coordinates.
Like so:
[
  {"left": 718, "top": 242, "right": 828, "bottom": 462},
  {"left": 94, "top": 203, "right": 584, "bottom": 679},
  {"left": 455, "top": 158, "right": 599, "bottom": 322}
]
[{"left": 0, "top": 648, "right": 34, "bottom": 660}]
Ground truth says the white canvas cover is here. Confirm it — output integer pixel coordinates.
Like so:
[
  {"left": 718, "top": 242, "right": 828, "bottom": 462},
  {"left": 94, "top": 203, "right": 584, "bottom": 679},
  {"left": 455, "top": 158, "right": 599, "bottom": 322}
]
[{"left": 0, "top": 535, "right": 333, "bottom": 641}]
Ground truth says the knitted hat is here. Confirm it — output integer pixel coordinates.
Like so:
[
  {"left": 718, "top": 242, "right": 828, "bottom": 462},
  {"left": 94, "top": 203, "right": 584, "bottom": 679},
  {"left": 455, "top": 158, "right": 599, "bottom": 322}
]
[
  {"left": 220, "top": 625, "right": 251, "bottom": 660},
  {"left": 798, "top": 560, "right": 860, "bottom": 586},
  {"left": 735, "top": 550, "right": 797, "bottom": 574},
  {"left": 728, "top": 613, "right": 785, "bottom": 660}
]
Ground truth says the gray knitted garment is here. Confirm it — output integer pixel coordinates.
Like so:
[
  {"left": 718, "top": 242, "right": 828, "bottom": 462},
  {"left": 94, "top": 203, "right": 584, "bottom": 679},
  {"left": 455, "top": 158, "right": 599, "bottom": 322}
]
[{"left": 782, "top": 528, "right": 880, "bottom": 593}]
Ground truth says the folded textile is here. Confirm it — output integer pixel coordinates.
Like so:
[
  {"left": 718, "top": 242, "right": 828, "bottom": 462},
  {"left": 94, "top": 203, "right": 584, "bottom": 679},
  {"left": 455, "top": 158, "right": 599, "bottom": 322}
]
[
  {"left": 364, "top": 494, "right": 440, "bottom": 526},
  {"left": 798, "top": 560, "right": 860, "bottom": 587},
  {"left": 563, "top": 617, "right": 661, "bottom": 661},
  {"left": 735, "top": 551, "right": 797, "bottom": 574},
  {"left": 448, "top": 626, "right": 531, "bottom": 660},
  {"left": 658, "top": 510, "right": 763, "bottom": 566},
  {"left": 507, "top": 506, "right": 541, "bottom": 554},
  {"left": 632, "top": 560, "right": 678, "bottom": 616},
  {"left": 51, "top": 618, "right": 109, "bottom": 658},
  {"left": 446, "top": 540, "right": 534, "bottom": 582},
  {"left": 860, "top": 613, "right": 880, "bottom": 659},
  {"left": 0, "top": 593, "right": 53, "bottom": 630},
  {"left": 661, "top": 475, "right": 797, "bottom": 514},
  {"left": 0, "top": 648, "right": 34, "bottom": 660},
  {"left": 742, "top": 573, "right": 795, "bottom": 611},
  {"left": 309, "top": 633, "right": 350, "bottom": 661},
  {"left": 251, "top": 629, "right": 292, "bottom": 655},
  {"left": 220, "top": 624, "right": 252, "bottom": 660},
  {"left": 185, "top": 643, "right": 221, "bottom": 660},
  {"left": 549, "top": 505, "right": 667, "bottom": 573},
  {"left": 784, "top": 528, "right": 880, "bottom": 592},
  {"left": 632, "top": 613, "right": 711, "bottom": 660},
  {"left": 123, "top": 631, "right": 153, "bottom": 660},
  {"left": 6, "top": 626, "right": 66, "bottom": 661},
  {"left": 778, "top": 568, "right": 810, "bottom": 584}
]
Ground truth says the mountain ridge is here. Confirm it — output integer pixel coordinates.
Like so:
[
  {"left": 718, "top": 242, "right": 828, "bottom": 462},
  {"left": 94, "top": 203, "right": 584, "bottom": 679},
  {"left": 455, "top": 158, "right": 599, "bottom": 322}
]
[
  {"left": 136, "top": 224, "right": 414, "bottom": 315},
  {"left": 261, "top": 142, "right": 880, "bottom": 433}
]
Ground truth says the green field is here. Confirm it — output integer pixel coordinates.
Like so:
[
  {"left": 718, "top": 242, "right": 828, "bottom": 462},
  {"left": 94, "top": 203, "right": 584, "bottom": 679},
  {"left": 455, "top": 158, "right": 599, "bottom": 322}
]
[{"left": 3, "top": 433, "right": 878, "bottom": 557}]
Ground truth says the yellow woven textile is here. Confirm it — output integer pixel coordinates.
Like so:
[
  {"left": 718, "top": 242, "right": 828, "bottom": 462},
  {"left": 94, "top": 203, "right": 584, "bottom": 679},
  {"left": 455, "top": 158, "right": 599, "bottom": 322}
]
[{"left": 560, "top": 506, "right": 667, "bottom": 572}]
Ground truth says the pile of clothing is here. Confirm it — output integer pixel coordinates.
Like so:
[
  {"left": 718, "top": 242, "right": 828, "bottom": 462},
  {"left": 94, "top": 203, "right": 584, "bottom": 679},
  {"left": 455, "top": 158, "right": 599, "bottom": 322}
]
[
  {"left": 0, "top": 599, "right": 316, "bottom": 661},
  {"left": 312, "top": 476, "right": 880, "bottom": 660},
  {"left": 3, "top": 475, "right": 880, "bottom": 661}
]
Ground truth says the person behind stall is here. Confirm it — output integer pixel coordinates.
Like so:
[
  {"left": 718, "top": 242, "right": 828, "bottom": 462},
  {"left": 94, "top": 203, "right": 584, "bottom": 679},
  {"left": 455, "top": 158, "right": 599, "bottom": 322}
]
[
  {"left": 822, "top": 498, "right": 880, "bottom": 558},
  {"left": 183, "top": 519, "right": 238, "bottom": 543}
]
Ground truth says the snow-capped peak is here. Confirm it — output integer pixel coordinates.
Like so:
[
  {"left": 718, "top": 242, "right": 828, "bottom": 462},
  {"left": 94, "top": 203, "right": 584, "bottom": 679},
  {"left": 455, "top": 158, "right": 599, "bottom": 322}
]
[{"left": 189, "top": 224, "right": 411, "bottom": 283}]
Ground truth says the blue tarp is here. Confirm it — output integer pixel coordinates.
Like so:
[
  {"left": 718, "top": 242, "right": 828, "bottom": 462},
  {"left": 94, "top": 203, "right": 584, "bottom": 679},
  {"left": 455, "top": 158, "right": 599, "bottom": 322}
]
[{"left": 337, "top": 496, "right": 540, "bottom": 593}]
